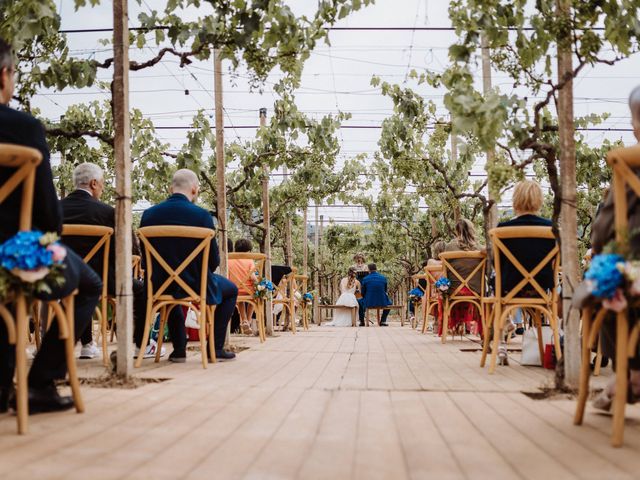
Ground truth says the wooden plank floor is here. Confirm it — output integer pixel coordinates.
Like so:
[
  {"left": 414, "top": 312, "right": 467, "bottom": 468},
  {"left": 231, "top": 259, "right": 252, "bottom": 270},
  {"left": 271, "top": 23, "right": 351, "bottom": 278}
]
[{"left": 1, "top": 319, "right": 639, "bottom": 480}]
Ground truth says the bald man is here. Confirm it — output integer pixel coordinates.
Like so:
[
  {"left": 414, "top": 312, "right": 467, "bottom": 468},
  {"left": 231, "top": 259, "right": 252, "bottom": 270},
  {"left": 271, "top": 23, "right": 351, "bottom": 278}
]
[{"left": 140, "top": 169, "right": 238, "bottom": 362}]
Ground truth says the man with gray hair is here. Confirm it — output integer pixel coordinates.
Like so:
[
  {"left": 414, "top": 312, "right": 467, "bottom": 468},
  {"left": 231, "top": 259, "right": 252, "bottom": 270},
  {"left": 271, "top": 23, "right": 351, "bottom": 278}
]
[
  {"left": 61, "top": 163, "right": 160, "bottom": 360},
  {"left": 140, "top": 168, "right": 238, "bottom": 362}
]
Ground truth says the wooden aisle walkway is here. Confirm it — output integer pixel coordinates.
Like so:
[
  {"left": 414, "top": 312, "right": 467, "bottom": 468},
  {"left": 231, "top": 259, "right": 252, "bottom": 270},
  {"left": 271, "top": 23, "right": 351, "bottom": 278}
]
[{"left": 1, "top": 321, "right": 639, "bottom": 480}]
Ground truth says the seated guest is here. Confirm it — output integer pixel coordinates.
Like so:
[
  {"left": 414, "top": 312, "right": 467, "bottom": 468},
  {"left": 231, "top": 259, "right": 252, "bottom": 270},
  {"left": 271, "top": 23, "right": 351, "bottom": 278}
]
[
  {"left": 60, "top": 163, "right": 162, "bottom": 359},
  {"left": 140, "top": 169, "right": 238, "bottom": 362},
  {"left": 228, "top": 238, "right": 258, "bottom": 335},
  {"left": 442, "top": 219, "right": 483, "bottom": 336},
  {"left": 588, "top": 85, "right": 640, "bottom": 410},
  {"left": 0, "top": 38, "right": 101, "bottom": 413},
  {"left": 497, "top": 180, "right": 554, "bottom": 294},
  {"left": 427, "top": 241, "right": 446, "bottom": 270},
  {"left": 360, "top": 263, "right": 392, "bottom": 326},
  {"left": 351, "top": 253, "right": 369, "bottom": 326}
]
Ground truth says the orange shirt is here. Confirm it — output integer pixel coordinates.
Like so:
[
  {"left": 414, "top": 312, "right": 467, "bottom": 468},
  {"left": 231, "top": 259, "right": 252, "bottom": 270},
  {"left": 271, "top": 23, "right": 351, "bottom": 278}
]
[{"left": 228, "top": 259, "right": 256, "bottom": 295}]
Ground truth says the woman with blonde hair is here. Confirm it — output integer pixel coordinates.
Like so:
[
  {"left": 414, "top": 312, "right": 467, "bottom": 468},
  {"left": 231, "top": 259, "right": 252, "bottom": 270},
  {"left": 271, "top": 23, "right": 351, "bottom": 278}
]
[{"left": 495, "top": 179, "right": 554, "bottom": 364}]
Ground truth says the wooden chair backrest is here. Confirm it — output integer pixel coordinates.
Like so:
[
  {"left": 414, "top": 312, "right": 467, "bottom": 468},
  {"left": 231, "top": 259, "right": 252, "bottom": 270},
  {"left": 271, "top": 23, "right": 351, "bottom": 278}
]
[
  {"left": 439, "top": 251, "right": 486, "bottom": 299},
  {"left": 0, "top": 144, "right": 42, "bottom": 231},
  {"left": 275, "top": 267, "right": 298, "bottom": 298},
  {"left": 490, "top": 226, "right": 560, "bottom": 304},
  {"left": 411, "top": 274, "right": 428, "bottom": 294},
  {"left": 62, "top": 224, "right": 113, "bottom": 263},
  {"left": 132, "top": 254, "right": 142, "bottom": 278},
  {"left": 227, "top": 252, "right": 266, "bottom": 287},
  {"left": 607, "top": 144, "right": 640, "bottom": 253},
  {"left": 138, "top": 226, "right": 214, "bottom": 303}
]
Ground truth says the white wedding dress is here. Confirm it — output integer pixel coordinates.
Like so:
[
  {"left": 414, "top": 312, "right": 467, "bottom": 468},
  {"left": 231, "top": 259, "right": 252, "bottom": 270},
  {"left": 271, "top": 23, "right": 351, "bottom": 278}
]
[{"left": 325, "top": 278, "right": 359, "bottom": 327}]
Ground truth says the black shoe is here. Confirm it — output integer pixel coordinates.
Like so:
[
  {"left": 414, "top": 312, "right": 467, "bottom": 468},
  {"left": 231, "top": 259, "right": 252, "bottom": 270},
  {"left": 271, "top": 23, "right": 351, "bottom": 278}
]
[
  {"left": 169, "top": 350, "right": 186, "bottom": 363},
  {"left": 9, "top": 385, "right": 74, "bottom": 414},
  {"left": 214, "top": 349, "right": 236, "bottom": 361},
  {"left": 379, "top": 322, "right": 389, "bottom": 327},
  {"left": 515, "top": 327, "right": 525, "bottom": 335},
  {"left": 358, "top": 323, "right": 365, "bottom": 327},
  {"left": 0, "top": 385, "right": 14, "bottom": 413}
]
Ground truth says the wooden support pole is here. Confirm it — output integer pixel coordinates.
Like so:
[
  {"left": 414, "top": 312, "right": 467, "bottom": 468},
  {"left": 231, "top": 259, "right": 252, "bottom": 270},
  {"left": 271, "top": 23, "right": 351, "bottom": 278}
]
[
  {"left": 303, "top": 206, "right": 308, "bottom": 277},
  {"left": 113, "top": 0, "right": 133, "bottom": 377},
  {"left": 214, "top": 50, "right": 228, "bottom": 278},
  {"left": 283, "top": 166, "right": 293, "bottom": 265},
  {"left": 313, "top": 204, "right": 320, "bottom": 324},
  {"left": 260, "top": 108, "right": 273, "bottom": 335},
  {"left": 557, "top": 0, "right": 580, "bottom": 388},
  {"left": 481, "top": 34, "right": 498, "bottom": 233}
]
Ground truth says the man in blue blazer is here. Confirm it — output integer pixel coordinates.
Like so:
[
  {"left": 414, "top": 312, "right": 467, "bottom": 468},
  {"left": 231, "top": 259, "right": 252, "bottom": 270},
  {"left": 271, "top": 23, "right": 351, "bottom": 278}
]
[
  {"left": 140, "top": 169, "right": 238, "bottom": 362},
  {"left": 360, "top": 263, "right": 392, "bottom": 326}
]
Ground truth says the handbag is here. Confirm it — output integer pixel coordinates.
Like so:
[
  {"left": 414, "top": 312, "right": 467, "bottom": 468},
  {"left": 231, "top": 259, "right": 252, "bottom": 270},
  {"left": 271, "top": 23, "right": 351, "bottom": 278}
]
[{"left": 521, "top": 326, "right": 553, "bottom": 366}]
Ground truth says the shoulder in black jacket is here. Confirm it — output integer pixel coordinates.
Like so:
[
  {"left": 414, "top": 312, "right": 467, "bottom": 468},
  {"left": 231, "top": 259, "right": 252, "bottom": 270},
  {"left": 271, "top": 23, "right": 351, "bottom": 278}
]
[{"left": 0, "top": 105, "right": 61, "bottom": 240}]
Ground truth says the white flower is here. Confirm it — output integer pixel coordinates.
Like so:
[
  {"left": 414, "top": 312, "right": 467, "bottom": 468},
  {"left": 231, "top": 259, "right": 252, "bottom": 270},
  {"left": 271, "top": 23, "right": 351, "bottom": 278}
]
[{"left": 257, "top": 284, "right": 265, "bottom": 291}]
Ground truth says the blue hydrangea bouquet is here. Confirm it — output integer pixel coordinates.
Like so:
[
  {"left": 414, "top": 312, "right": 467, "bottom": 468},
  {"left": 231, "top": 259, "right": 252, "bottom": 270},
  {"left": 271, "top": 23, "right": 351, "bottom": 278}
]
[
  {"left": 584, "top": 253, "right": 640, "bottom": 312},
  {"left": 0, "top": 230, "right": 66, "bottom": 300},
  {"left": 435, "top": 277, "right": 451, "bottom": 296},
  {"left": 254, "top": 278, "right": 275, "bottom": 300},
  {"left": 303, "top": 292, "right": 314, "bottom": 305},
  {"left": 408, "top": 287, "right": 423, "bottom": 304}
]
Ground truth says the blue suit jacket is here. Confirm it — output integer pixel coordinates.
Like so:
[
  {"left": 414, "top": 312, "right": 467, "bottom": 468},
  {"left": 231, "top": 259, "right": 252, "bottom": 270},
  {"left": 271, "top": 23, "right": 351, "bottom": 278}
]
[
  {"left": 361, "top": 271, "right": 392, "bottom": 308},
  {"left": 140, "top": 194, "right": 221, "bottom": 305}
]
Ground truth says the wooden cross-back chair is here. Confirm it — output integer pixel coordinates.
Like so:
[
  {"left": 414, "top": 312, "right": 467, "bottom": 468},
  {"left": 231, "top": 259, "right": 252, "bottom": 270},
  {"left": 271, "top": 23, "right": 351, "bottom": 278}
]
[
  {"left": 0, "top": 144, "right": 83, "bottom": 434},
  {"left": 228, "top": 252, "right": 267, "bottom": 342},
  {"left": 439, "top": 251, "right": 486, "bottom": 344},
  {"left": 575, "top": 144, "right": 640, "bottom": 447},
  {"left": 420, "top": 265, "right": 443, "bottom": 334},
  {"left": 136, "top": 226, "right": 217, "bottom": 369},
  {"left": 294, "top": 273, "right": 310, "bottom": 330},
  {"left": 59, "top": 224, "right": 113, "bottom": 367},
  {"left": 273, "top": 267, "right": 298, "bottom": 333},
  {"left": 480, "top": 226, "right": 562, "bottom": 373},
  {"left": 411, "top": 273, "right": 428, "bottom": 330}
]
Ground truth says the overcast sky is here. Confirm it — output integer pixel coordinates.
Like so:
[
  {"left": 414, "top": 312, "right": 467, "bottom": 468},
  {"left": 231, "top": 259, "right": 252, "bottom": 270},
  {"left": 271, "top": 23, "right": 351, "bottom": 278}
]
[{"left": 33, "top": 0, "right": 640, "bottom": 223}]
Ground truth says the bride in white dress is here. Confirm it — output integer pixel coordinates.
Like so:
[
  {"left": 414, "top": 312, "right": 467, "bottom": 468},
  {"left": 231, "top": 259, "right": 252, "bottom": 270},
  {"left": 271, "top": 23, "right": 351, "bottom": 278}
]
[{"left": 325, "top": 268, "right": 360, "bottom": 327}]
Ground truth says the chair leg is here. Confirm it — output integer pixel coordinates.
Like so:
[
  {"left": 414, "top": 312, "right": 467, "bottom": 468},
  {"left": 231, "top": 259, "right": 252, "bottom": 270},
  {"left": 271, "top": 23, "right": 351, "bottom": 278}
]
[
  {"left": 156, "top": 306, "right": 169, "bottom": 364},
  {"left": 15, "top": 294, "right": 28, "bottom": 434},
  {"left": 480, "top": 304, "right": 492, "bottom": 368},
  {"left": 62, "top": 295, "right": 84, "bottom": 414},
  {"left": 198, "top": 307, "right": 207, "bottom": 369},
  {"left": 594, "top": 338, "right": 603, "bottom": 377},
  {"left": 208, "top": 306, "right": 216, "bottom": 364},
  {"left": 441, "top": 300, "right": 449, "bottom": 344},
  {"left": 489, "top": 305, "right": 503, "bottom": 374},
  {"left": 290, "top": 303, "right": 297, "bottom": 334},
  {"left": 100, "top": 297, "right": 109, "bottom": 367},
  {"left": 574, "top": 307, "right": 593, "bottom": 426},
  {"left": 534, "top": 313, "right": 544, "bottom": 365},
  {"left": 612, "top": 312, "right": 629, "bottom": 447}
]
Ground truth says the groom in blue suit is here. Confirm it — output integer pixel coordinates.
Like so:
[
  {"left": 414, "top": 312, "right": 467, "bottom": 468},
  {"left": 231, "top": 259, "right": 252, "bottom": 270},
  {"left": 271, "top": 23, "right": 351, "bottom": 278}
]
[{"left": 360, "top": 263, "right": 392, "bottom": 326}]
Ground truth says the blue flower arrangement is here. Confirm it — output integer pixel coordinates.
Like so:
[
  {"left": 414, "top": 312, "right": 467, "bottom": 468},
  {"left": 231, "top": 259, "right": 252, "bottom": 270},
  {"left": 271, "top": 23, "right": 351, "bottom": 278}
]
[
  {"left": 303, "top": 292, "right": 314, "bottom": 304},
  {"left": 584, "top": 253, "right": 625, "bottom": 299},
  {"left": 254, "top": 278, "right": 275, "bottom": 299},
  {"left": 408, "top": 287, "right": 423, "bottom": 304},
  {"left": 0, "top": 230, "right": 66, "bottom": 300},
  {"left": 435, "top": 277, "right": 451, "bottom": 294}
]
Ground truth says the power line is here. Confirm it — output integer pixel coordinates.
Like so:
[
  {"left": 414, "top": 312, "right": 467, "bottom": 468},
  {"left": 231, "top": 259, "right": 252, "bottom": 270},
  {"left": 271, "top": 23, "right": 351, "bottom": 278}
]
[{"left": 58, "top": 26, "right": 608, "bottom": 34}]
